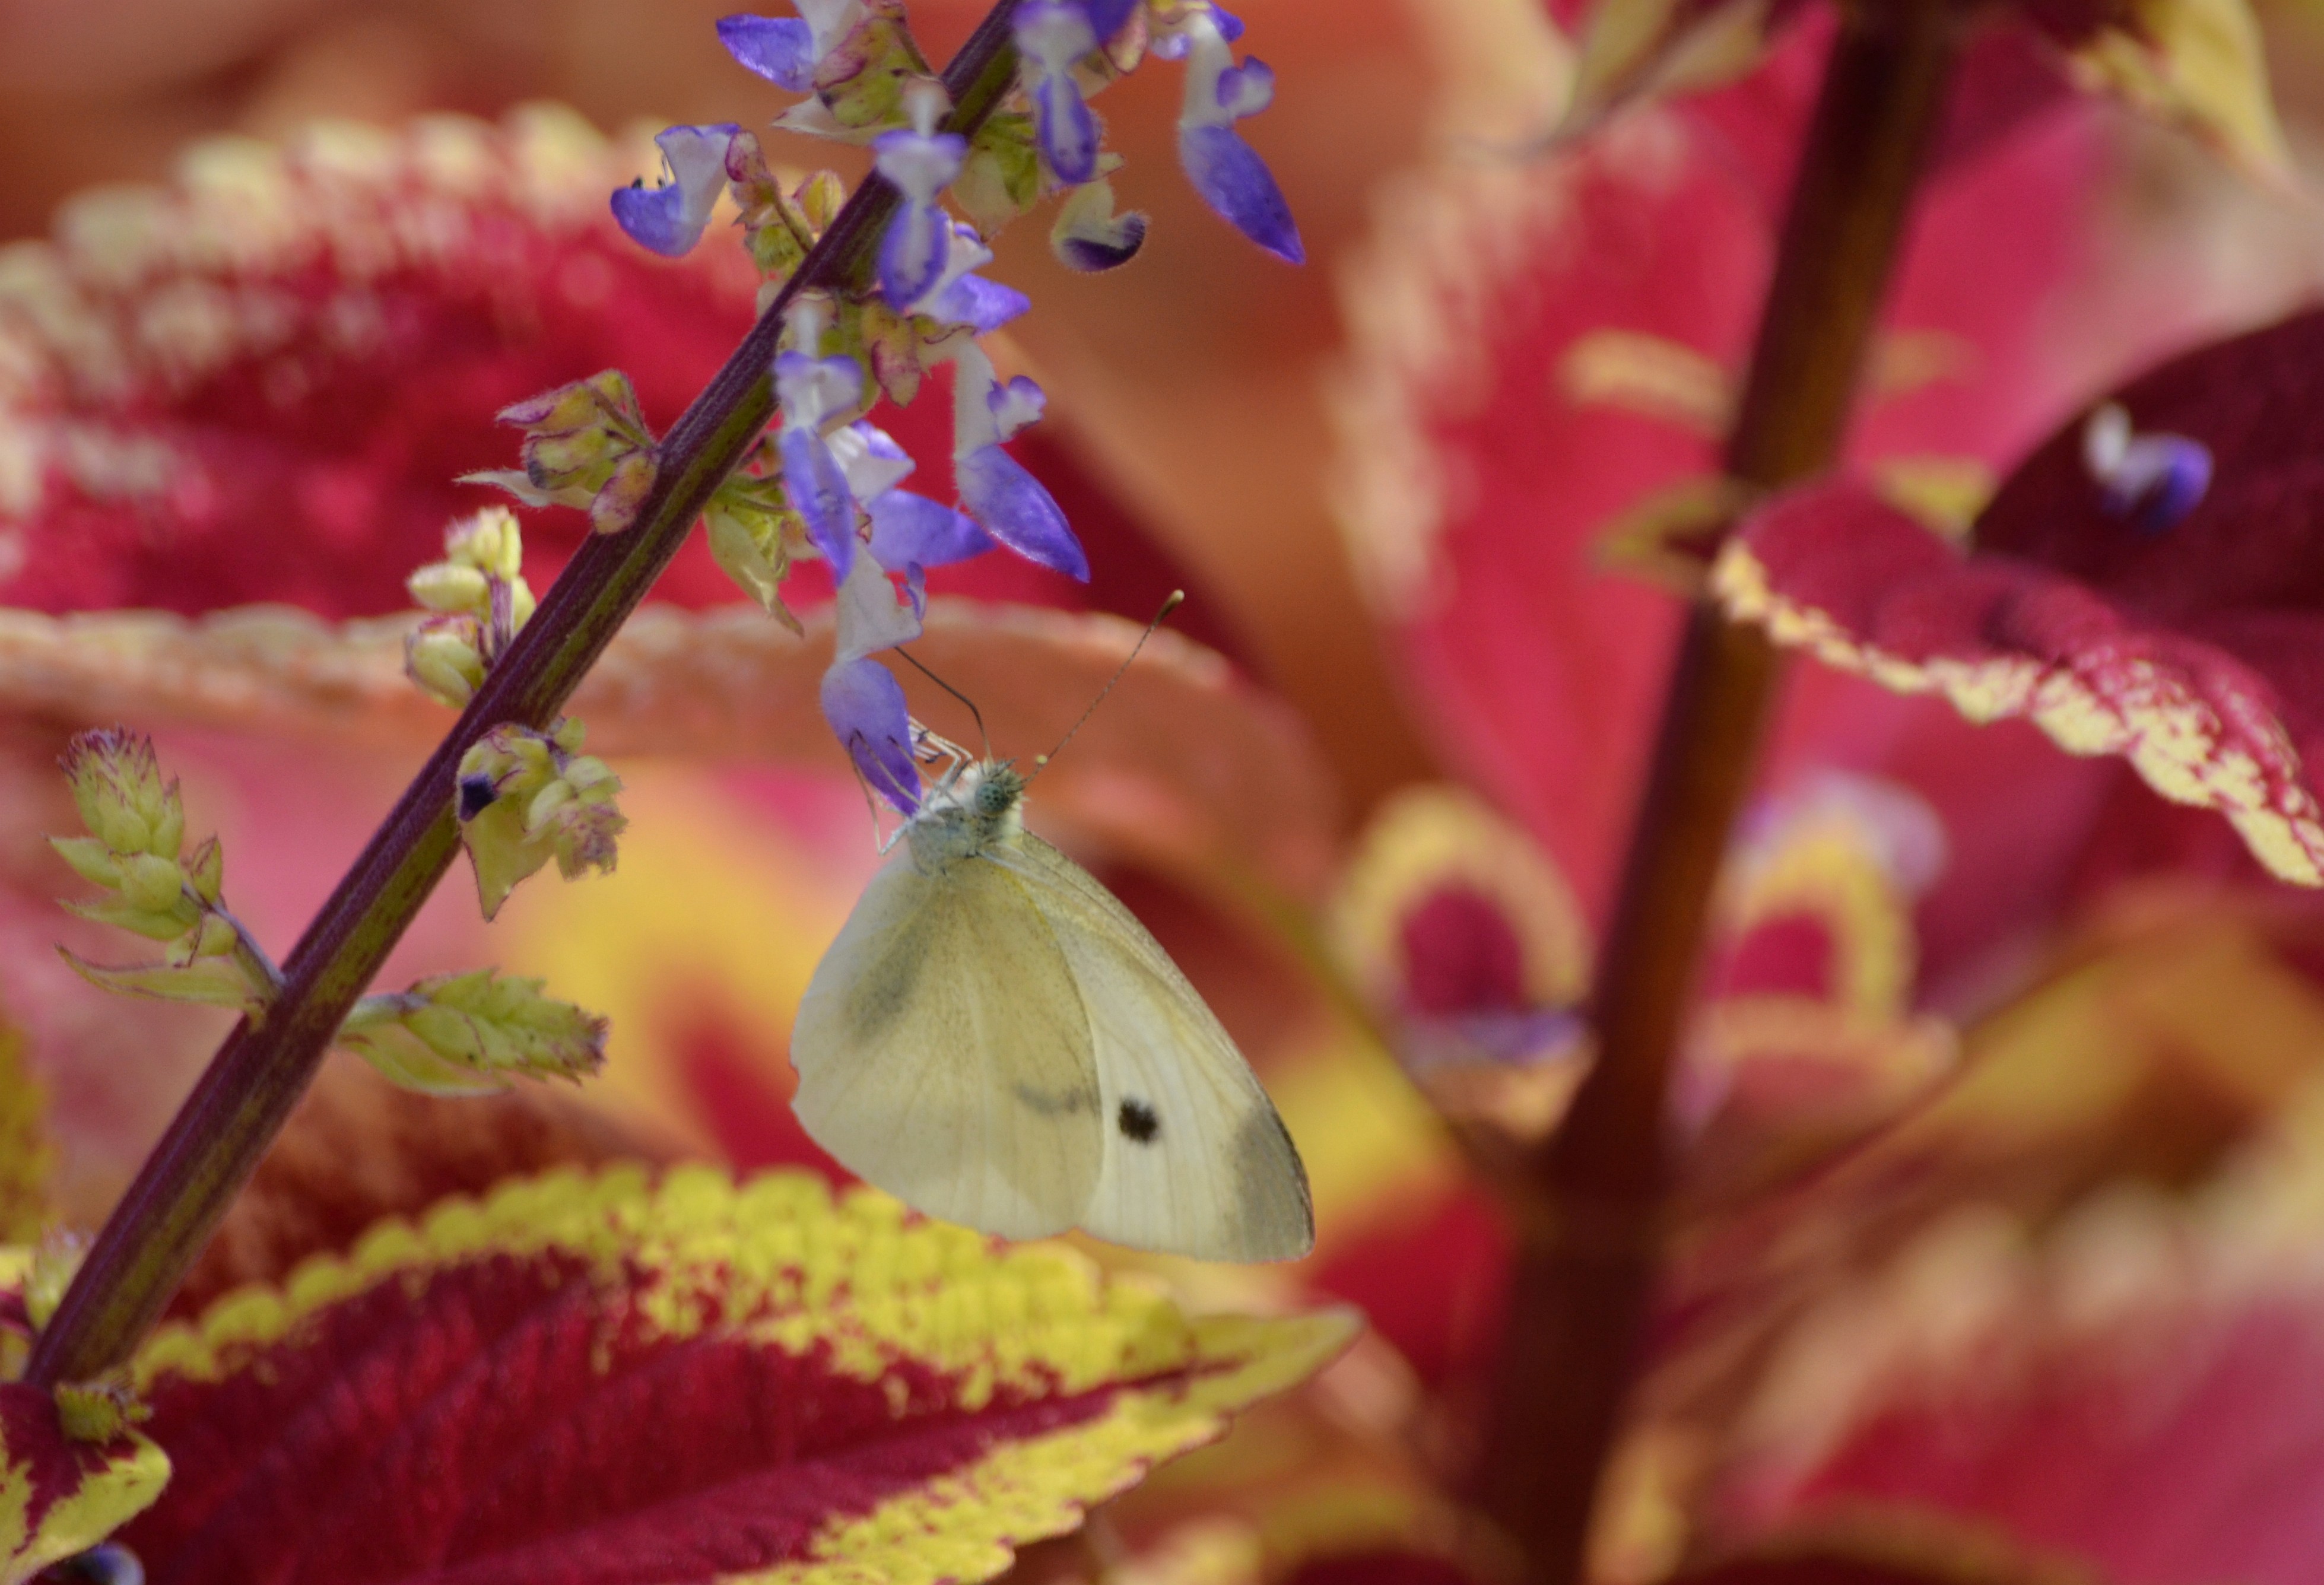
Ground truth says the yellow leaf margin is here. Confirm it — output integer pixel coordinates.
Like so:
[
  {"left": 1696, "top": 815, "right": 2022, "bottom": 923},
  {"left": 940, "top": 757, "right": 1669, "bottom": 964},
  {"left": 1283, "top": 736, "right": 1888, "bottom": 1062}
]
[
  {"left": 134, "top": 1164, "right": 1361, "bottom": 1585},
  {"left": 0, "top": 1387, "right": 170, "bottom": 1585}
]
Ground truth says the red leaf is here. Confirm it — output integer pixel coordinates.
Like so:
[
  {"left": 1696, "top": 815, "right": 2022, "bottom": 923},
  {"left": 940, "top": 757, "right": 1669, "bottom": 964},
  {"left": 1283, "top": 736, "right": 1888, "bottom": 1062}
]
[
  {"left": 0, "top": 1381, "right": 170, "bottom": 1582},
  {"left": 122, "top": 1166, "right": 1357, "bottom": 1585},
  {"left": 1721, "top": 308, "right": 2324, "bottom": 885},
  {"left": 0, "top": 109, "right": 1228, "bottom": 649}
]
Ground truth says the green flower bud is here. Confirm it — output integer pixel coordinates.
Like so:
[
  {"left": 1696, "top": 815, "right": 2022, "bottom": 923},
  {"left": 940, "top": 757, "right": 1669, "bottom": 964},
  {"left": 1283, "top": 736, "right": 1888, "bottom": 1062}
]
[
  {"left": 116, "top": 853, "right": 187, "bottom": 913},
  {"left": 407, "top": 619, "right": 488, "bottom": 709},
  {"left": 49, "top": 836, "right": 121, "bottom": 890},
  {"left": 407, "top": 561, "right": 491, "bottom": 613}
]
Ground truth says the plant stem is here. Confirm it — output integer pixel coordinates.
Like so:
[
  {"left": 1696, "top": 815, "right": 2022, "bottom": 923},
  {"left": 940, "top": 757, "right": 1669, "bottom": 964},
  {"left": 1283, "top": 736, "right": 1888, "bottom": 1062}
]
[
  {"left": 1473, "top": 4, "right": 1961, "bottom": 1578},
  {"left": 27, "top": 3, "right": 1027, "bottom": 1388}
]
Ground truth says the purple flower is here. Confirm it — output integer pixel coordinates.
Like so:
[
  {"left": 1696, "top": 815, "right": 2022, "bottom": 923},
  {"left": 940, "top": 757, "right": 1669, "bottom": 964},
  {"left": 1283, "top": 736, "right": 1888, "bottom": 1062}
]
[
  {"left": 950, "top": 345, "right": 1089, "bottom": 582},
  {"left": 872, "top": 125, "right": 969, "bottom": 311},
  {"left": 915, "top": 223, "right": 1031, "bottom": 332},
  {"left": 1015, "top": 2, "right": 1101, "bottom": 186},
  {"left": 774, "top": 350, "right": 867, "bottom": 576},
  {"left": 609, "top": 124, "right": 739, "bottom": 258},
  {"left": 717, "top": 14, "right": 817, "bottom": 91},
  {"left": 1150, "top": 2, "right": 1242, "bottom": 59},
  {"left": 2083, "top": 402, "right": 2214, "bottom": 533},
  {"left": 1082, "top": 0, "right": 1140, "bottom": 42},
  {"left": 821, "top": 658, "right": 920, "bottom": 812},
  {"left": 822, "top": 533, "right": 927, "bottom": 814},
  {"left": 1175, "top": 15, "right": 1301, "bottom": 263},
  {"left": 829, "top": 422, "right": 996, "bottom": 580},
  {"left": 1051, "top": 179, "right": 1149, "bottom": 272}
]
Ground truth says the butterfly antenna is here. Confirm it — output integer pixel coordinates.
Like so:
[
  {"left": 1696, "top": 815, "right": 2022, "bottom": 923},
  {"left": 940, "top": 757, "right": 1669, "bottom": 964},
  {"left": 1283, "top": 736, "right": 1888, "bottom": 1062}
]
[
  {"left": 1028, "top": 590, "right": 1184, "bottom": 783},
  {"left": 893, "top": 644, "right": 992, "bottom": 762}
]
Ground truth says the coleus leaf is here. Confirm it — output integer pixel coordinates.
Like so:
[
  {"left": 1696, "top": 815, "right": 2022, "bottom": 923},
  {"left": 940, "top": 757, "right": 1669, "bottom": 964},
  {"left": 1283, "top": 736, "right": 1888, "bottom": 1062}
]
[
  {"left": 0, "top": 107, "right": 1234, "bottom": 642},
  {"left": 1716, "top": 307, "right": 2324, "bottom": 886},
  {"left": 0, "top": 600, "right": 1338, "bottom": 898},
  {"left": 0, "top": 1015, "right": 47, "bottom": 1244},
  {"left": 1707, "top": 1095, "right": 2324, "bottom": 1585},
  {"left": 172, "top": 1057, "right": 661, "bottom": 1322},
  {"left": 0, "top": 1383, "right": 170, "bottom": 1585},
  {"left": 121, "top": 1164, "right": 1358, "bottom": 1585},
  {"left": 1548, "top": 0, "right": 2285, "bottom": 177},
  {"left": 1334, "top": 63, "right": 2164, "bottom": 960}
]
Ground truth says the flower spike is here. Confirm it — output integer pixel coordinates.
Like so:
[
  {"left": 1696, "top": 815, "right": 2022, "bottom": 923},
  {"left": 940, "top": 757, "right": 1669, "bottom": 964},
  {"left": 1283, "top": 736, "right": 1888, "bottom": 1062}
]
[
  {"left": 1015, "top": 2, "right": 1102, "bottom": 186},
  {"left": 609, "top": 123, "right": 739, "bottom": 257},
  {"left": 1176, "top": 13, "right": 1300, "bottom": 263}
]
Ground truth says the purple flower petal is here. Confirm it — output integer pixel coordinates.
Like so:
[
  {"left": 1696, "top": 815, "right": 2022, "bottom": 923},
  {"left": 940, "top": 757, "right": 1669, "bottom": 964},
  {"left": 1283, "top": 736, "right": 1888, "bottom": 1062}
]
[
  {"left": 608, "top": 124, "right": 738, "bottom": 258},
  {"left": 872, "top": 128, "right": 968, "bottom": 205},
  {"left": 1083, "top": 0, "right": 1138, "bottom": 40},
  {"left": 957, "top": 444, "right": 1089, "bottom": 580},
  {"left": 1052, "top": 180, "right": 1148, "bottom": 272},
  {"left": 987, "top": 374, "right": 1046, "bottom": 440},
  {"left": 871, "top": 490, "right": 995, "bottom": 570},
  {"left": 877, "top": 201, "right": 952, "bottom": 313},
  {"left": 1214, "top": 56, "right": 1275, "bottom": 119},
  {"left": 834, "top": 541, "right": 924, "bottom": 662},
  {"left": 780, "top": 426, "right": 858, "bottom": 578},
  {"left": 2111, "top": 437, "right": 2215, "bottom": 532},
  {"left": 1179, "top": 123, "right": 1303, "bottom": 265},
  {"left": 1033, "top": 72, "right": 1099, "bottom": 185},
  {"left": 717, "top": 14, "right": 817, "bottom": 91},
  {"left": 831, "top": 421, "right": 917, "bottom": 503},
  {"left": 924, "top": 272, "right": 1031, "bottom": 333},
  {"left": 773, "top": 350, "right": 865, "bottom": 430},
  {"left": 821, "top": 657, "right": 920, "bottom": 813}
]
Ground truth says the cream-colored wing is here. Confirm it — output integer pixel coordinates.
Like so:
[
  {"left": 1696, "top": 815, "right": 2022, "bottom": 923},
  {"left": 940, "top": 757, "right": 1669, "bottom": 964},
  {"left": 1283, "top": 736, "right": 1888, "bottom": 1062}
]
[
  {"left": 791, "top": 846, "right": 1104, "bottom": 1241},
  {"left": 988, "top": 833, "right": 1315, "bottom": 1262}
]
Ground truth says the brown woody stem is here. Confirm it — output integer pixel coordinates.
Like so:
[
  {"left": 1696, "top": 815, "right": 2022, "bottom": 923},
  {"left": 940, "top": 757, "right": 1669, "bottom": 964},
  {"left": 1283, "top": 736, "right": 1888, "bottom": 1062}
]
[
  {"left": 27, "top": 2, "right": 1027, "bottom": 1387},
  {"left": 1473, "top": 3, "right": 1962, "bottom": 1578}
]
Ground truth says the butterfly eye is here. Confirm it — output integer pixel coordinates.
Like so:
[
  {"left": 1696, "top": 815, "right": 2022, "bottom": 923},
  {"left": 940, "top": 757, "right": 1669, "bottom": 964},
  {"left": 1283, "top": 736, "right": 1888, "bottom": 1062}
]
[{"left": 1117, "top": 1097, "right": 1160, "bottom": 1144}]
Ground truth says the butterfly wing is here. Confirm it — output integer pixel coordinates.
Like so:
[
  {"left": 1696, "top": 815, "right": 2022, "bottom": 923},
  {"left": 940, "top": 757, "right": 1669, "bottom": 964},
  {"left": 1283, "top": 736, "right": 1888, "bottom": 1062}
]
[
  {"left": 792, "top": 846, "right": 1105, "bottom": 1241},
  {"left": 986, "top": 833, "right": 1315, "bottom": 1262}
]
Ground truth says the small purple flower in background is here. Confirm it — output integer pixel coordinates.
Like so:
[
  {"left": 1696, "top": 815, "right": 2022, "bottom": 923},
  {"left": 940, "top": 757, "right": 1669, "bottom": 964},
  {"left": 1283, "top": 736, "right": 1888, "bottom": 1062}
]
[
  {"left": 872, "top": 80, "right": 969, "bottom": 312},
  {"left": 609, "top": 123, "right": 739, "bottom": 257},
  {"left": 950, "top": 342, "right": 1089, "bottom": 580},
  {"left": 1175, "top": 11, "right": 1300, "bottom": 264},
  {"left": 1015, "top": 2, "right": 1101, "bottom": 186},
  {"left": 2083, "top": 402, "right": 2213, "bottom": 532},
  {"left": 821, "top": 549, "right": 926, "bottom": 814},
  {"left": 1050, "top": 178, "right": 1148, "bottom": 272},
  {"left": 773, "top": 321, "right": 868, "bottom": 576}
]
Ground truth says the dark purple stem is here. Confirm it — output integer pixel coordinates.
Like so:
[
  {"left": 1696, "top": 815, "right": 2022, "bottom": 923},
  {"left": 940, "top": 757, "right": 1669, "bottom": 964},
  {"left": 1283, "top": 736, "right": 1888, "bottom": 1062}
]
[{"left": 1473, "top": 3, "right": 1964, "bottom": 1580}]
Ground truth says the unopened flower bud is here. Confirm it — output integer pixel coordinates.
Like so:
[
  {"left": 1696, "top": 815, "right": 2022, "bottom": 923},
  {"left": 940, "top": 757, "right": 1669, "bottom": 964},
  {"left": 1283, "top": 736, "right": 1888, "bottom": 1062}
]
[
  {"left": 116, "top": 853, "right": 187, "bottom": 914},
  {"left": 407, "top": 619, "right": 488, "bottom": 709}
]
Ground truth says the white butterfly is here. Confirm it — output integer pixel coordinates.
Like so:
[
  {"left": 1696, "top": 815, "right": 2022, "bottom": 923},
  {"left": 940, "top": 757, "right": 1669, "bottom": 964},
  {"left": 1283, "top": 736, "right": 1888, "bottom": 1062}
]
[{"left": 791, "top": 747, "right": 1315, "bottom": 1263}]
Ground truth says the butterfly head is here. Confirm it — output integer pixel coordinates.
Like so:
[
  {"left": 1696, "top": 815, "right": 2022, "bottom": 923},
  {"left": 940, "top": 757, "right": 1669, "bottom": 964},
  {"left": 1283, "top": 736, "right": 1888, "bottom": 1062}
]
[{"left": 909, "top": 758, "right": 1027, "bottom": 866}]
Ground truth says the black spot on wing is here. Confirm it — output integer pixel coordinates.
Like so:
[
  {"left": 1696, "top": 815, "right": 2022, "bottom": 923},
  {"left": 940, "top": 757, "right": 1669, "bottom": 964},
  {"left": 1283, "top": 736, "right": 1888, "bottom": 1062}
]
[{"left": 1118, "top": 1097, "right": 1160, "bottom": 1144}]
